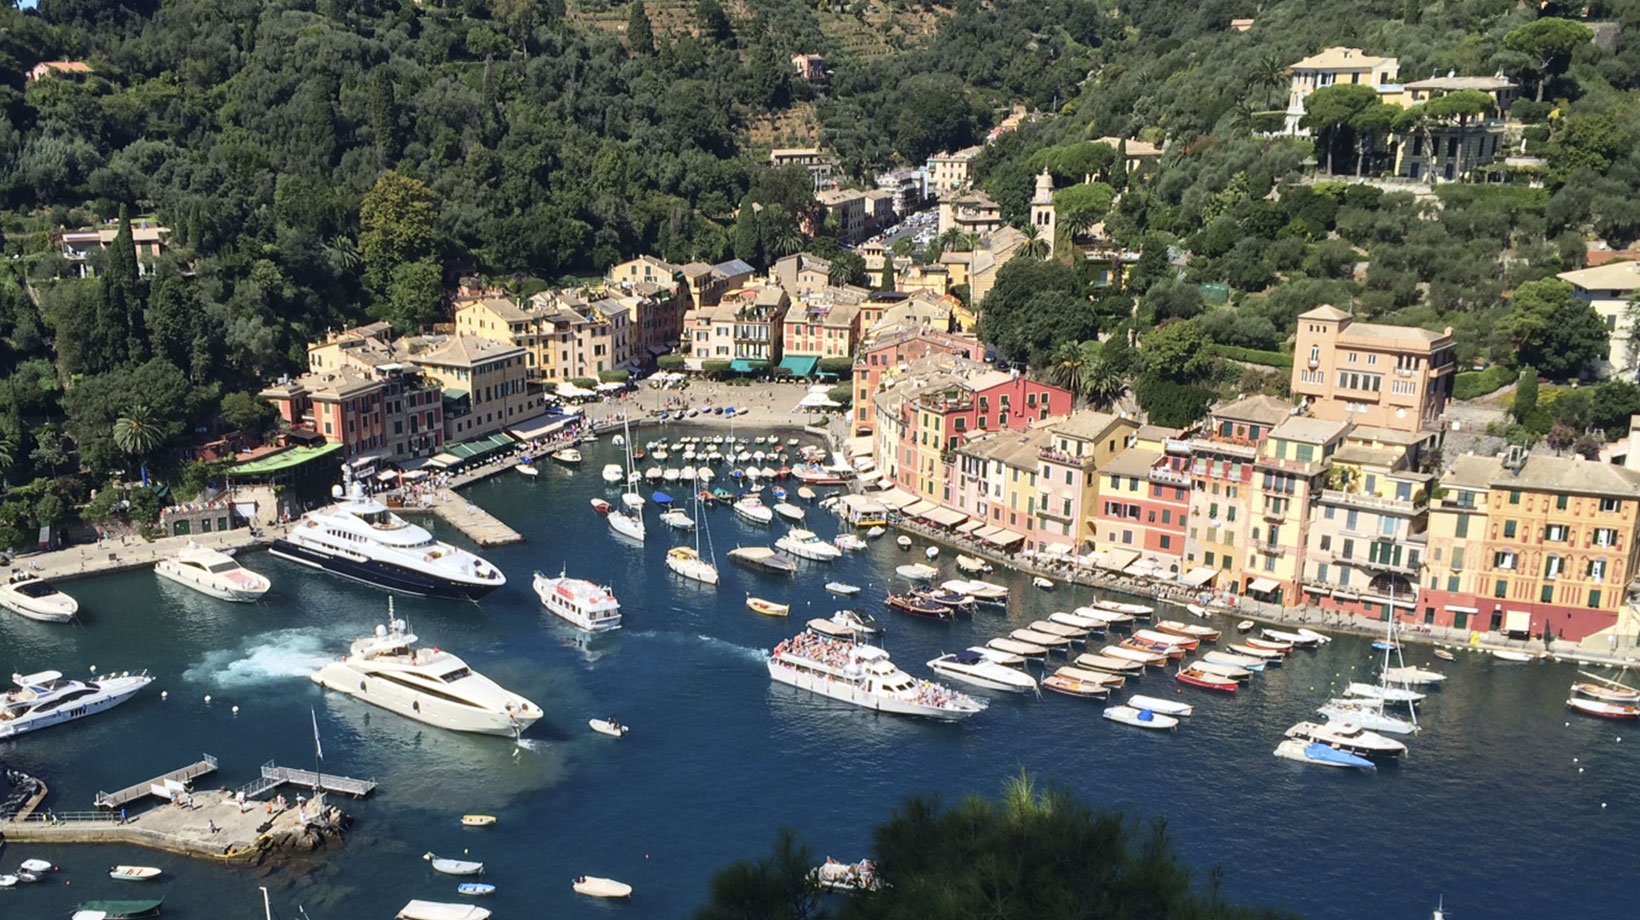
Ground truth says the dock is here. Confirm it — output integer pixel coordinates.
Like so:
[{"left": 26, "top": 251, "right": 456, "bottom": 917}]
[
  {"left": 95, "top": 754, "right": 218, "bottom": 809},
  {"left": 396, "top": 488, "right": 523, "bottom": 547},
  {"left": 236, "top": 760, "right": 376, "bottom": 799}
]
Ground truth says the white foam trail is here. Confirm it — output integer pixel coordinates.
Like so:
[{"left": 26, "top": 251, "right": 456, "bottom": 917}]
[
  {"left": 182, "top": 629, "right": 337, "bottom": 688},
  {"left": 694, "top": 633, "right": 769, "bottom": 665}
]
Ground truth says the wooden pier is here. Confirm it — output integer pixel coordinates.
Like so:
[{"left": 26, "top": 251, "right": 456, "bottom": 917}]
[
  {"left": 95, "top": 754, "right": 218, "bottom": 809},
  {"left": 397, "top": 489, "right": 523, "bottom": 547},
  {"left": 237, "top": 760, "right": 376, "bottom": 798}
]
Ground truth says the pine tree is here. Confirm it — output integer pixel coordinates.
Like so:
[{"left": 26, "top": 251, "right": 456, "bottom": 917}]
[{"left": 627, "top": 1, "right": 654, "bottom": 55}]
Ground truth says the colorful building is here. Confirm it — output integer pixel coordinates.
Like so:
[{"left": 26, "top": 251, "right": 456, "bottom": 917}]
[
  {"left": 1291, "top": 305, "right": 1456, "bottom": 433},
  {"left": 1034, "top": 411, "right": 1139, "bottom": 553},
  {"left": 1182, "top": 395, "right": 1291, "bottom": 594},
  {"left": 1243, "top": 416, "right": 1350, "bottom": 604},
  {"left": 1089, "top": 426, "right": 1191, "bottom": 578}
]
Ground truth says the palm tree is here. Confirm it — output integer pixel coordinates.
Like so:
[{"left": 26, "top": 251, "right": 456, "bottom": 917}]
[
  {"left": 770, "top": 224, "right": 805, "bottom": 258},
  {"left": 938, "top": 227, "right": 966, "bottom": 252},
  {"left": 0, "top": 436, "right": 13, "bottom": 488},
  {"left": 1023, "top": 225, "right": 1051, "bottom": 261},
  {"left": 113, "top": 405, "right": 165, "bottom": 486},
  {"left": 1252, "top": 52, "right": 1288, "bottom": 111},
  {"left": 1048, "top": 341, "right": 1087, "bottom": 395},
  {"left": 1081, "top": 359, "right": 1126, "bottom": 411}
]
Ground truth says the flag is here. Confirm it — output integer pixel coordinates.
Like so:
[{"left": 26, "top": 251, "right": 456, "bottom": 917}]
[{"left": 311, "top": 708, "right": 324, "bottom": 761}]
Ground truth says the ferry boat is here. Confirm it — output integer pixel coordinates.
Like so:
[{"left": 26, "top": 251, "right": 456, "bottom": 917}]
[
  {"left": 270, "top": 474, "right": 505, "bottom": 599},
  {"left": 532, "top": 570, "right": 621, "bottom": 632},
  {"left": 154, "top": 542, "right": 271, "bottom": 602},
  {"left": 311, "top": 606, "right": 542, "bottom": 736},
  {"left": 0, "top": 572, "right": 79, "bottom": 622},
  {"left": 767, "top": 632, "right": 986, "bottom": 721},
  {"left": 0, "top": 668, "right": 152, "bottom": 739}
]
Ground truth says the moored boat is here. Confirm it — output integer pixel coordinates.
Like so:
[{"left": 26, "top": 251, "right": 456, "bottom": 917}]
[
  {"left": 1043, "top": 668, "right": 1113, "bottom": 699},
  {"left": 1263, "top": 628, "right": 1318, "bottom": 647},
  {"left": 1572, "top": 680, "right": 1640, "bottom": 702},
  {"left": 398, "top": 899, "right": 490, "bottom": 920},
  {"left": 747, "top": 596, "right": 790, "bottom": 617},
  {"left": 1203, "top": 650, "right": 1266, "bottom": 672},
  {"left": 988, "top": 637, "right": 1048, "bottom": 659},
  {"left": 1228, "top": 643, "right": 1283, "bottom": 661},
  {"left": 1318, "top": 699, "right": 1417, "bottom": 735},
  {"left": 1189, "top": 659, "right": 1252, "bottom": 682},
  {"left": 108, "top": 866, "right": 162, "bottom": 881},
  {"left": 776, "top": 528, "right": 842, "bottom": 562},
  {"left": 550, "top": 447, "right": 582, "bottom": 464},
  {"left": 1433, "top": 648, "right": 1456, "bottom": 661},
  {"left": 1285, "top": 720, "right": 1407, "bottom": 758},
  {"left": 74, "top": 900, "right": 165, "bottom": 920},
  {"left": 154, "top": 542, "right": 271, "bottom": 602},
  {"left": 1176, "top": 666, "right": 1236, "bottom": 693},
  {"left": 0, "top": 572, "right": 79, "bottom": 623},
  {"left": 1103, "top": 705, "right": 1178, "bottom": 730},
  {"left": 424, "top": 853, "right": 484, "bottom": 875},
  {"left": 955, "top": 554, "right": 992, "bottom": 574},
  {"left": 460, "top": 815, "right": 496, "bottom": 827},
  {"left": 573, "top": 876, "right": 633, "bottom": 899},
  {"left": 589, "top": 498, "right": 612, "bottom": 515},
  {"left": 887, "top": 593, "right": 953, "bottom": 621},
  {"left": 727, "top": 546, "right": 797, "bottom": 575},
  {"left": 1273, "top": 739, "right": 1376, "bottom": 770},
  {"left": 1094, "top": 598, "right": 1153, "bottom": 616},
  {"left": 1347, "top": 681, "right": 1423, "bottom": 702},
  {"left": 1032, "top": 576, "right": 1055, "bottom": 590},
  {"left": 1012, "top": 627, "right": 1071, "bottom": 652},
  {"left": 825, "top": 581, "right": 861, "bottom": 596},
  {"left": 1491, "top": 648, "right": 1537, "bottom": 662},
  {"left": 1381, "top": 665, "right": 1447, "bottom": 685},
  {"left": 1125, "top": 694, "right": 1193, "bottom": 717},
  {"left": 1567, "top": 697, "right": 1640, "bottom": 719},
  {"left": 1155, "top": 619, "right": 1220, "bottom": 643},
  {"left": 1072, "top": 652, "right": 1145, "bottom": 675},
  {"left": 929, "top": 650, "right": 1037, "bottom": 693},
  {"left": 895, "top": 563, "right": 940, "bottom": 581}
]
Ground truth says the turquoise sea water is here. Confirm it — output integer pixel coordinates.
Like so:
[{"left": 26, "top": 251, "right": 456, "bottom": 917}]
[{"left": 2, "top": 427, "right": 1636, "bottom": 919}]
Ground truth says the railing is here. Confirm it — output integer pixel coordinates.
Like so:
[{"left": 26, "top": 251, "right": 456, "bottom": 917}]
[
  {"left": 1148, "top": 466, "right": 1190, "bottom": 486},
  {"left": 9, "top": 810, "right": 120, "bottom": 824},
  {"left": 1318, "top": 488, "right": 1424, "bottom": 513},
  {"left": 1163, "top": 438, "right": 1192, "bottom": 455},
  {"left": 1039, "top": 446, "right": 1091, "bottom": 465}
]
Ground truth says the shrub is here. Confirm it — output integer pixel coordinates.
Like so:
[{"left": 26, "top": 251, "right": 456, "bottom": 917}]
[
  {"left": 571, "top": 377, "right": 598, "bottom": 389},
  {"left": 656, "top": 355, "right": 686, "bottom": 371},
  {"left": 598, "top": 369, "right": 630, "bottom": 383},
  {"left": 1453, "top": 365, "right": 1515, "bottom": 400},
  {"left": 1208, "top": 344, "right": 1293, "bottom": 369},
  {"left": 701, "top": 360, "right": 733, "bottom": 379}
]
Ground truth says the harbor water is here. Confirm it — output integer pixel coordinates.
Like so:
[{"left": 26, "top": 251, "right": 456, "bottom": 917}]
[{"left": 2, "top": 428, "right": 1636, "bottom": 919}]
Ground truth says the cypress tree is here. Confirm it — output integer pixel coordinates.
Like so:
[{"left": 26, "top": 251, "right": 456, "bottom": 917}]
[
  {"left": 99, "top": 205, "right": 145, "bottom": 365},
  {"left": 627, "top": 1, "right": 654, "bottom": 55},
  {"left": 370, "top": 70, "right": 399, "bottom": 164}
]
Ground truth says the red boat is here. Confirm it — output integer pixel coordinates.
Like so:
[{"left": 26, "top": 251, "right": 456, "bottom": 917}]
[
  {"left": 697, "top": 490, "right": 716, "bottom": 505},
  {"left": 633, "top": 449, "right": 646, "bottom": 460},
  {"left": 886, "top": 594, "right": 953, "bottom": 621},
  {"left": 1176, "top": 667, "right": 1237, "bottom": 693},
  {"left": 590, "top": 498, "right": 612, "bottom": 515},
  {"left": 777, "top": 466, "right": 792, "bottom": 479}
]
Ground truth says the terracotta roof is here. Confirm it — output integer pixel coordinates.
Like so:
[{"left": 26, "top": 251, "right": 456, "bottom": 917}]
[
  {"left": 959, "top": 428, "right": 1051, "bottom": 468},
  {"left": 1445, "top": 455, "right": 1502, "bottom": 490},
  {"left": 404, "top": 334, "right": 523, "bottom": 368},
  {"left": 1212, "top": 394, "right": 1294, "bottom": 427},
  {"left": 1050, "top": 410, "right": 1127, "bottom": 442},
  {"left": 1298, "top": 304, "right": 1352, "bottom": 321}
]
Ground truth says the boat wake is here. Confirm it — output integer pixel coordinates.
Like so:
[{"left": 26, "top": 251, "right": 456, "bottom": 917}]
[
  {"left": 182, "top": 628, "right": 338, "bottom": 688},
  {"left": 622, "top": 630, "right": 767, "bottom": 665}
]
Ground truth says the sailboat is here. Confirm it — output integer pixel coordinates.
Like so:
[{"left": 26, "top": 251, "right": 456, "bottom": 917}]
[
  {"left": 607, "top": 419, "right": 646, "bottom": 542},
  {"left": 1345, "top": 584, "right": 1425, "bottom": 735},
  {"left": 620, "top": 416, "right": 644, "bottom": 511},
  {"left": 666, "top": 489, "right": 719, "bottom": 586}
]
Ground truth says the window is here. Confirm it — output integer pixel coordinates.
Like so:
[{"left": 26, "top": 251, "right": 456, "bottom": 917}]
[
  {"left": 1545, "top": 524, "right": 1569, "bottom": 542},
  {"left": 1589, "top": 559, "right": 1607, "bottom": 582},
  {"left": 1494, "top": 579, "right": 1507, "bottom": 598},
  {"left": 1455, "top": 514, "right": 1469, "bottom": 538},
  {"left": 1545, "top": 555, "right": 1563, "bottom": 579},
  {"left": 1318, "top": 563, "right": 1330, "bottom": 584},
  {"left": 1594, "top": 528, "right": 1619, "bottom": 547},
  {"left": 1503, "top": 520, "right": 1517, "bottom": 539},
  {"left": 1509, "top": 490, "right": 1521, "bottom": 505},
  {"left": 1160, "top": 535, "right": 1171, "bottom": 550},
  {"left": 1342, "top": 538, "right": 1355, "bottom": 559},
  {"left": 1590, "top": 590, "right": 1602, "bottom": 609},
  {"left": 1601, "top": 498, "right": 1620, "bottom": 513},
  {"left": 1557, "top": 495, "right": 1569, "bottom": 510},
  {"left": 1493, "top": 551, "right": 1516, "bottom": 571},
  {"left": 1451, "top": 547, "right": 1464, "bottom": 570},
  {"left": 1541, "top": 585, "right": 1554, "bottom": 603}
]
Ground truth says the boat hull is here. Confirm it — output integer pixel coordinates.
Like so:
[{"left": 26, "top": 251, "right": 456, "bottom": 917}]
[
  {"left": 269, "top": 540, "right": 498, "bottom": 600},
  {"left": 0, "top": 589, "right": 77, "bottom": 622},
  {"left": 0, "top": 675, "right": 151, "bottom": 740},
  {"left": 154, "top": 561, "right": 268, "bottom": 602},
  {"left": 311, "top": 664, "right": 538, "bottom": 736},
  {"left": 928, "top": 660, "right": 1034, "bottom": 693}
]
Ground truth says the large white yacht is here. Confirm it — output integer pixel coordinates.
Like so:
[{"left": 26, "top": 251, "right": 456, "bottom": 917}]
[
  {"left": 0, "top": 669, "right": 153, "bottom": 739},
  {"left": 532, "top": 570, "right": 622, "bottom": 631},
  {"left": 154, "top": 542, "right": 271, "bottom": 602},
  {"left": 311, "top": 607, "right": 542, "bottom": 737},
  {"left": 271, "top": 474, "right": 505, "bottom": 599},
  {"left": 768, "top": 632, "right": 986, "bottom": 721},
  {"left": 0, "top": 572, "right": 78, "bottom": 622},
  {"left": 775, "top": 529, "right": 842, "bottom": 562}
]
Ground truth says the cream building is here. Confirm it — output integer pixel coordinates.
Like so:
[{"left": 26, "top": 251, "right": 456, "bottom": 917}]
[
  {"left": 1558, "top": 261, "right": 1640, "bottom": 374},
  {"left": 1291, "top": 305, "right": 1455, "bottom": 433},
  {"left": 1284, "top": 47, "right": 1402, "bottom": 135}
]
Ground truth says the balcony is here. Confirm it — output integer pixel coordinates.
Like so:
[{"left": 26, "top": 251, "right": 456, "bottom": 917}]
[
  {"left": 1164, "top": 438, "right": 1192, "bottom": 456},
  {"left": 1319, "top": 488, "right": 1424, "bottom": 513},
  {"left": 1039, "top": 446, "right": 1093, "bottom": 466},
  {"left": 1148, "top": 466, "right": 1190, "bottom": 487},
  {"left": 1257, "top": 540, "right": 1288, "bottom": 556},
  {"left": 1262, "top": 505, "right": 1286, "bottom": 523}
]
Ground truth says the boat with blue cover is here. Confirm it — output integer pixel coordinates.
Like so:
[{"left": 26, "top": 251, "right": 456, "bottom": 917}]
[
  {"left": 458, "top": 883, "right": 496, "bottom": 896},
  {"left": 1273, "top": 739, "right": 1377, "bottom": 770}
]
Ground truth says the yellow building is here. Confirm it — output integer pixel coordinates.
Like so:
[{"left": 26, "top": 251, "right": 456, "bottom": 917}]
[
  {"left": 1243, "top": 416, "right": 1350, "bottom": 604},
  {"left": 1284, "top": 47, "right": 1402, "bottom": 135}
]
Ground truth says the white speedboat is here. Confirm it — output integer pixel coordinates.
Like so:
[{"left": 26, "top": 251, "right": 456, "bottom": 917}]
[
  {"left": 776, "top": 529, "right": 842, "bottom": 562},
  {"left": 1032, "top": 576, "right": 1054, "bottom": 590},
  {"left": 834, "top": 533, "right": 867, "bottom": 552},
  {"left": 1263, "top": 628, "right": 1319, "bottom": 647},
  {"left": 896, "top": 563, "right": 939, "bottom": 581},
  {"left": 1382, "top": 665, "right": 1447, "bottom": 685},
  {"left": 589, "top": 718, "right": 628, "bottom": 738},
  {"left": 622, "top": 489, "right": 646, "bottom": 509},
  {"left": 1077, "top": 606, "right": 1134, "bottom": 627},
  {"left": 607, "top": 509, "right": 645, "bottom": 542},
  {"left": 533, "top": 570, "right": 621, "bottom": 632},
  {"left": 1346, "top": 681, "right": 1423, "bottom": 702},
  {"left": 154, "top": 542, "right": 271, "bottom": 602},
  {"left": 271, "top": 473, "right": 505, "bottom": 599},
  {"left": 1102, "top": 705, "right": 1178, "bottom": 730},
  {"left": 1319, "top": 699, "right": 1417, "bottom": 735},
  {"left": 0, "top": 668, "right": 152, "bottom": 740},
  {"left": 769, "top": 632, "right": 986, "bottom": 720},
  {"left": 924, "top": 546, "right": 939, "bottom": 560},
  {"left": 826, "top": 582, "right": 861, "bottom": 596},
  {"left": 601, "top": 464, "right": 624, "bottom": 484},
  {"left": 734, "top": 496, "right": 775, "bottom": 525},
  {"left": 551, "top": 447, "right": 582, "bottom": 465},
  {"left": 0, "top": 572, "right": 79, "bottom": 622},
  {"left": 515, "top": 463, "right": 539, "bottom": 478},
  {"left": 665, "top": 546, "right": 719, "bottom": 585},
  {"left": 773, "top": 502, "right": 805, "bottom": 522},
  {"left": 1203, "top": 650, "right": 1265, "bottom": 672},
  {"left": 1285, "top": 720, "right": 1407, "bottom": 757},
  {"left": 1094, "top": 599, "right": 1153, "bottom": 616},
  {"left": 961, "top": 580, "right": 1009, "bottom": 603},
  {"left": 398, "top": 899, "right": 491, "bottom": 920},
  {"left": 424, "top": 853, "right": 485, "bottom": 876},
  {"left": 1124, "top": 694, "right": 1193, "bottom": 717},
  {"left": 927, "top": 650, "right": 1037, "bottom": 693},
  {"left": 896, "top": 535, "right": 912, "bottom": 549},
  {"left": 659, "top": 509, "right": 696, "bottom": 530},
  {"left": 867, "top": 526, "right": 886, "bottom": 538},
  {"left": 109, "top": 866, "right": 162, "bottom": 881},
  {"left": 312, "top": 609, "right": 542, "bottom": 736},
  {"left": 955, "top": 554, "right": 992, "bottom": 574},
  {"left": 1492, "top": 649, "right": 1537, "bottom": 662},
  {"left": 573, "top": 876, "right": 632, "bottom": 899}
]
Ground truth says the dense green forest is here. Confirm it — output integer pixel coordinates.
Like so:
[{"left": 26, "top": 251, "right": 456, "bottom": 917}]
[{"left": 0, "top": 0, "right": 1638, "bottom": 547}]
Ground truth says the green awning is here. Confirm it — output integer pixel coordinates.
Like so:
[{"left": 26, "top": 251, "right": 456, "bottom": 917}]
[
  {"left": 777, "top": 355, "right": 819, "bottom": 377},
  {"left": 444, "top": 432, "right": 515, "bottom": 462},
  {"left": 729, "top": 359, "right": 766, "bottom": 373},
  {"left": 228, "top": 443, "right": 344, "bottom": 475}
]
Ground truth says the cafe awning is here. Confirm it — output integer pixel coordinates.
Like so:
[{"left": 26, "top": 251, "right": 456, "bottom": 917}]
[
  {"left": 922, "top": 506, "right": 968, "bottom": 527},
  {"left": 956, "top": 520, "right": 986, "bottom": 534},
  {"left": 1042, "top": 542, "right": 1071, "bottom": 556},
  {"left": 1100, "top": 549, "right": 1139, "bottom": 572},
  {"left": 1247, "top": 576, "right": 1281, "bottom": 594},
  {"left": 878, "top": 488, "right": 919, "bottom": 510},
  {"left": 508, "top": 413, "right": 575, "bottom": 441},
  {"left": 1505, "top": 609, "right": 1532, "bottom": 635},
  {"left": 981, "top": 528, "right": 1026, "bottom": 547},
  {"left": 903, "top": 499, "right": 938, "bottom": 517},
  {"left": 777, "top": 355, "right": 819, "bottom": 377},
  {"left": 729, "top": 359, "right": 766, "bottom": 373},
  {"left": 1181, "top": 566, "right": 1218, "bottom": 587}
]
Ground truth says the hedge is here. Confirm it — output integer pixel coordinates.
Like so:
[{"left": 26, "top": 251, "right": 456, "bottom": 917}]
[
  {"left": 571, "top": 377, "right": 598, "bottom": 389},
  {"left": 1453, "top": 365, "right": 1515, "bottom": 401},
  {"left": 598, "top": 369, "right": 630, "bottom": 383},
  {"left": 656, "top": 355, "right": 686, "bottom": 371},
  {"left": 1208, "top": 344, "right": 1292, "bottom": 369}
]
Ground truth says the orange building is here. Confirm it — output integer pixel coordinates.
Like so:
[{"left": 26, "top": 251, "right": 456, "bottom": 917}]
[{"left": 1291, "top": 305, "right": 1455, "bottom": 433}]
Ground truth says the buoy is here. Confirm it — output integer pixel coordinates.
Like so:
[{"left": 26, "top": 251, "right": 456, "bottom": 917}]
[
  {"left": 232, "top": 705, "right": 240, "bottom": 715},
  {"left": 161, "top": 691, "right": 168, "bottom": 700},
  {"left": 1579, "top": 767, "right": 1584, "bottom": 773},
  {"left": 1574, "top": 757, "right": 1579, "bottom": 762},
  {"left": 1602, "top": 802, "right": 1608, "bottom": 808},
  {"left": 89, "top": 665, "right": 97, "bottom": 673},
  {"left": 204, "top": 695, "right": 212, "bottom": 703}
]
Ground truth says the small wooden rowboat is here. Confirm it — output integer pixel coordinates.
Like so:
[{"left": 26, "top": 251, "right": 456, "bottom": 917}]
[
  {"left": 747, "top": 596, "right": 790, "bottom": 617},
  {"left": 108, "top": 866, "right": 162, "bottom": 881},
  {"left": 1433, "top": 648, "right": 1456, "bottom": 661},
  {"left": 461, "top": 815, "right": 496, "bottom": 828},
  {"left": 1567, "top": 697, "right": 1640, "bottom": 719},
  {"left": 1572, "top": 681, "right": 1640, "bottom": 702},
  {"left": 1176, "top": 666, "right": 1237, "bottom": 693},
  {"left": 425, "top": 853, "right": 484, "bottom": 876},
  {"left": 573, "top": 876, "right": 633, "bottom": 899}
]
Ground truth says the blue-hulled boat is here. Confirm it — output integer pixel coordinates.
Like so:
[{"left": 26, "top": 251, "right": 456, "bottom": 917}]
[
  {"left": 459, "top": 883, "right": 497, "bottom": 896},
  {"left": 772, "top": 486, "right": 788, "bottom": 501},
  {"left": 653, "top": 491, "right": 674, "bottom": 505},
  {"left": 1273, "top": 739, "right": 1377, "bottom": 770}
]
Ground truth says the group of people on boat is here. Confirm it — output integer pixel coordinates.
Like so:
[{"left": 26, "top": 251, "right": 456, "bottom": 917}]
[{"left": 773, "top": 633, "right": 856, "bottom": 670}]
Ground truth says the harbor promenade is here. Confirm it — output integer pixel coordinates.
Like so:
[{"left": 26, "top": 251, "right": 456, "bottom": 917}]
[{"left": 9, "top": 524, "right": 289, "bottom": 585}]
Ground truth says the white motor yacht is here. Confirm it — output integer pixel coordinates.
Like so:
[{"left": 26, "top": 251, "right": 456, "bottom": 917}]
[
  {"left": 768, "top": 633, "right": 986, "bottom": 720},
  {"left": 311, "top": 609, "right": 542, "bottom": 737},
  {"left": 833, "top": 533, "right": 867, "bottom": 552},
  {"left": 1318, "top": 699, "right": 1417, "bottom": 735},
  {"left": 601, "top": 464, "right": 624, "bottom": 484},
  {"left": 734, "top": 496, "right": 774, "bottom": 525},
  {"left": 1285, "top": 720, "right": 1407, "bottom": 757},
  {"left": 927, "top": 650, "right": 1037, "bottom": 693},
  {"left": 0, "top": 572, "right": 79, "bottom": 622},
  {"left": 271, "top": 474, "right": 505, "bottom": 599},
  {"left": 775, "top": 529, "right": 842, "bottom": 562},
  {"left": 533, "top": 570, "right": 622, "bottom": 632},
  {"left": 0, "top": 669, "right": 152, "bottom": 739},
  {"left": 154, "top": 542, "right": 270, "bottom": 602},
  {"left": 665, "top": 546, "right": 719, "bottom": 585},
  {"left": 659, "top": 509, "right": 696, "bottom": 531}
]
